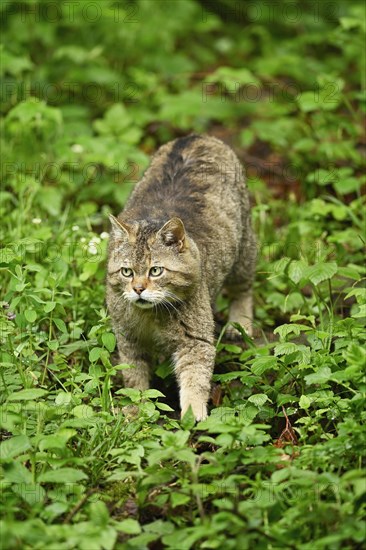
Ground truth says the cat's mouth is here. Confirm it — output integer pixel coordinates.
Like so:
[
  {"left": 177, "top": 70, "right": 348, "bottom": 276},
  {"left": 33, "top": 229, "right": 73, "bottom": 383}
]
[{"left": 134, "top": 298, "right": 155, "bottom": 309}]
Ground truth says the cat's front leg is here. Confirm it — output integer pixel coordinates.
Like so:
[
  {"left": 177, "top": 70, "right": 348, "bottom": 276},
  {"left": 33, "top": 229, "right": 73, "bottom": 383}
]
[
  {"left": 173, "top": 341, "right": 216, "bottom": 421},
  {"left": 116, "top": 335, "right": 150, "bottom": 391}
]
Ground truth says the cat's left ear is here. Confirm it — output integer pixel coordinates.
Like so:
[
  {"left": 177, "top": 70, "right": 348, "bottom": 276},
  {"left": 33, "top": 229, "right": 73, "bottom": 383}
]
[
  {"left": 158, "top": 217, "right": 186, "bottom": 251},
  {"left": 109, "top": 215, "right": 132, "bottom": 240}
]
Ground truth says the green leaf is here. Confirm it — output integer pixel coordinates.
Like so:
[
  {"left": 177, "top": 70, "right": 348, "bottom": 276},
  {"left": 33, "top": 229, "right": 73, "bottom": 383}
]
[
  {"left": 2, "top": 461, "right": 33, "bottom": 484},
  {"left": 38, "top": 467, "right": 87, "bottom": 483},
  {"left": 24, "top": 309, "right": 37, "bottom": 323},
  {"left": 142, "top": 389, "right": 166, "bottom": 399},
  {"left": 207, "top": 66, "right": 260, "bottom": 87},
  {"left": 55, "top": 392, "right": 72, "bottom": 406},
  {"left": 53, "top": 318, "right": 67, "bottom": 333},
  {"left": 274, "top": 343, "right": 299, "bottom": 356},
  {"left": 248, "top": 394, "right": 269, "bottom": 407},
  {"left": 222, "top": 344, "right": 242, "bottom": 354},
  {"left": 80, "top": 261, "right": 99, "bottom": 282},
  {"left": 334, "top": 176, "right": 361, "bottom": 195},
  {"left": 352, "top": 304, "right": 366, "bottom": 319},
  {"left": 297, "top": 91, "right": 320, "bottom": 112},
  {"left": 344, "top": 288, "right": 366, "bottom": 304},
  {"left": 306, "top": 262, "right": 338, "bottom": 285},
  {"left": 274, "top": 323, "right": 310, "bottom": 341},
  {"left": 288, "top": 260, "right": 308, "bottom": 284},
  {"left": 89, "top": 501, "right": 110, "bottom": 527},
  {"left": 47, "top": 340, "right": 59, "bottom": 351},
  {"left": 0, "top": 435, "right": 32, "bottom": 460},
  {"left": 38, "top": 429, "right": 77, "bottom": 451},
  {"left": 0, "top": 247, "right": 17, "bottom": 264},
  {"left": 115, "top": 519, "right": 141, "bottom": 535},
  {"left": 116, "top": 388, "right": 141, "bottom": 403},
  {"left": 156, "top": 402, "right": 175, "bottom": 412},
  {"left": 251, "top": 356, "right": 278, "bottom": 375},
  {"left": 89, "top": 346, "right": 102, "bottom": 362},
  {"left": 102, "top": 332, "right": 116, "bottom": 352},
  {"left": 71, "top": 405, "right": 95, "bottom": 418},
  {"left": 7, "top": 389, "right": 48, "bottom": 401},
  {"left": 44, "top": 301, "right": 56, "bottom": 313},
  {"left": 171, "top": 492, "right": 191, "bottom": 508},
  {"left": 180, "top": 406, "right": 196, "bottom": 430},
  {"left": 305, "top": 367, "right": 332, "bottom": 385},
  {"left": 12, "top": 483, "right": 46, "bottom": 506},
  {"left": 299, "top": 394, "right": 311, "bottom": 409}
]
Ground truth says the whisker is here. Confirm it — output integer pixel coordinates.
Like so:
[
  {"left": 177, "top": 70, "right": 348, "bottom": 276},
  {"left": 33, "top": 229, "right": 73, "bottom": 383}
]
[{"left": 163, "top": 290, "right": 184, "bottom": 305}]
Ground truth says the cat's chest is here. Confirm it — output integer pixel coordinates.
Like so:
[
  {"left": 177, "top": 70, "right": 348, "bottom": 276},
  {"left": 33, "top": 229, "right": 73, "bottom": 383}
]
[{"left": 127, "top": 311, "right": 178, "bottom": 352}]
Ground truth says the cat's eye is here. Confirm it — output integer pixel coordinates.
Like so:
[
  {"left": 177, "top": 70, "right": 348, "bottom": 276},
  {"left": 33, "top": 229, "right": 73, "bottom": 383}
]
[
  {"left": 149, "top": 266, "right": 164, "bottom": 277},
  {"left": 121, "top": 267, "right": 133, "bottom": 278}
]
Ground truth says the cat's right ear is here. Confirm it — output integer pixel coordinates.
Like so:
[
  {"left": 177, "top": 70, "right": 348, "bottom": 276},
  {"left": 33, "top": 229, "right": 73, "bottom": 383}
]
[{"left": 109, "top": 215, "right": 132, "bottom": 240}]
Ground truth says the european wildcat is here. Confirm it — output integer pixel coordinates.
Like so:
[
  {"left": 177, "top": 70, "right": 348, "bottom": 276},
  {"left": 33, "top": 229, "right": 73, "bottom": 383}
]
[{"left": 107, "top": 134, "right": 256, "bottom": 420}]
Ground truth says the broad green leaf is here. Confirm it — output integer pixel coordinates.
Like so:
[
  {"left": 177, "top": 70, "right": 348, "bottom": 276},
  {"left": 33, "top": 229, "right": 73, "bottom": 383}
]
[
  {"left": 344, "top": 288, "right": 366, "bottom": 304},
  {"left": 288, "top": 260, "right": 308, "bottom": 284},
  {"left": 0, "top": 435, "right": 31, "bottom": 459},
  {"left": 44, "top": 301, "right": 56, "bottom": 313},
  {"left": 89, "top": 501, "right": 110, "bottom": 527},
  {"left": 352, "top": 304, "right": 366, "bottom": 318},
  {"left": 305, "top": 367, "right": 332, "bottom": 385},
  {"left": 248, "top": 394, "right": 269, "bottom": 407},
  {"left": 116, "top": 388, "right": 141, "bottom": 402},
  {"left": 38, "top": 467, "right": 87, "bottom": 483},
  {"left": 7, "top": 389, "right": 48, "bottom": 401},
  {"left": 207, "top": 66, "right": 260, "bottom": 87},
  {"left": 55, "top": 392, "right": 72, "bottom": 406},
  {"left": 274, "top": 323, "right": 309, "bottom": 341},
  {"left": 142, "top": 389, "right": 166, "bottom": 399},
  {"left": 306, "top": 262, "right": 337, "bottom": 285},
  {"left": 180, "top": 406, "right": 196, "bottom": 430},
  {"left": 89, "top": 346, "right": 102, "bottom": 362},
  {"left": 2, "top": 461, "right": 33, "bottom": 484},
  {"left": 12, "top": 483, "right": 46, "bottom": 506},
  {"left": 102, "top": 332, "right": 116, "bottom": 352},
  {"left": 299, "top": 394, "right": 311, "bottom": 409},
  {"left": 156, "top": 402, "right": 174, "bottom": 412},
  {"left": 79, "top": 261, "right": 99, "bottom": 282},
  {"left": 115, "top": 519, "right": 141, "bottom": 535},
  {"left": 71, "top": 405, "right": 95, "bottom": 418},
  {"left": 53, "top": 318, "right": 67, "bottom": 333},
  {"left": 251, "top": 356, "right": 278, "bottom": 375},
  {"left": 271, "top": 468, "right": 291, "bottom": 484},
  {"left": 222, "top": 344, "right": 242, "bottom": 354},
  {"left": 38, "top": 429, "right": 77, "bottom": 451},
  {"left": 0, "top": 247, "right": 17, "bottom": 264},
  {"left": 274, "top": 342, "right": 299, "bottom": 356},
  {"left": 171, "top": 492, "right": 191, "bottom": 508},
  {"left": 24, "top": 309, "right": 37, "bottom": 323}
]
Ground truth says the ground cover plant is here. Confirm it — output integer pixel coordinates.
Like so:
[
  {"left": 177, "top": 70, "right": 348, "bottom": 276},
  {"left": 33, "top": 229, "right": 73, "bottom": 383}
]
[{"left": 0, "top": 0, "right": 365, "bottom": 548}]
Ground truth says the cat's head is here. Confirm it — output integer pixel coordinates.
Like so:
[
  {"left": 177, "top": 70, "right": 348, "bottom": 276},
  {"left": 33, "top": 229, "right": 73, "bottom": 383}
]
[{"left": 107, "top": 215, "right": 200, "bottom": 310}]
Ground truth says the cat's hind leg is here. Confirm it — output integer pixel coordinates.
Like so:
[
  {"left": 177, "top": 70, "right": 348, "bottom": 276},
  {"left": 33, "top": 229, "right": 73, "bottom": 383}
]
[
  {"left": 224, "top": 230, "right": 256, "bottom": 338},
  {"left": 227, "top": 286, "right": 253, "bottom": 337},
  {"left": 228, "top": 287, "right": 253, "bottom": 337}
]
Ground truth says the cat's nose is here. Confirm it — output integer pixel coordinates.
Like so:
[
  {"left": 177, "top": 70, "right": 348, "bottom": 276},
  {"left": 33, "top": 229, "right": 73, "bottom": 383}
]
[{"left": 133, "top": 283, "right": 145, "bottom": 295}]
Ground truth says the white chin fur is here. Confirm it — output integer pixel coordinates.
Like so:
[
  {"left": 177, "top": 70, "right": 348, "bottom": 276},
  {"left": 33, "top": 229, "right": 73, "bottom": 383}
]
[{"left": 133, "top": 300, "right": 155, "bottom": 309}]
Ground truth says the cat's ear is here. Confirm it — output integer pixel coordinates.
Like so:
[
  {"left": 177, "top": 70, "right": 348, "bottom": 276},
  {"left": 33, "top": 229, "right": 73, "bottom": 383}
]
[
  {"left": 158, "top": 217, "right": 186, "bottom": 251},
  {"left": 109, "top": 215, "right": 132, "bottom": 240}
]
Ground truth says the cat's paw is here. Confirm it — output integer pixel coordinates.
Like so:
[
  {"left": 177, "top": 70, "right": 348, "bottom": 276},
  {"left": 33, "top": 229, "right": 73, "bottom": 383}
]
[
  {"left": 121, "top": 404, "right": 140, "bottom": 419},
  {"left": 181, "top": 402, "right": 207, "bottom": 422},
  {"left": 226, "top": 323, "right": 253, "bottom": 341}
]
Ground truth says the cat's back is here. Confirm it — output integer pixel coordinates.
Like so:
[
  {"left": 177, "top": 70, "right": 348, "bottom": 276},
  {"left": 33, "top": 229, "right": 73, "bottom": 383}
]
[{"left": 123, "top": 134, "right": 249, "bottom": 251}]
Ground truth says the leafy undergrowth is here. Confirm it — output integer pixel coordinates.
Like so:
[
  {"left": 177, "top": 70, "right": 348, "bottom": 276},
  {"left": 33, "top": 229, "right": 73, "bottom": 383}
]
[{"left": 1, "top": 1, "right": 365, "bottom": 549}]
